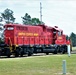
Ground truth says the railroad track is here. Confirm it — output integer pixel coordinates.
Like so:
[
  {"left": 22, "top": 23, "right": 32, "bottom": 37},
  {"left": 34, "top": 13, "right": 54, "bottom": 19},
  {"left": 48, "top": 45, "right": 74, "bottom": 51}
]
[{"left": 0, "top": 51, "right": 76, "bottom": 58}]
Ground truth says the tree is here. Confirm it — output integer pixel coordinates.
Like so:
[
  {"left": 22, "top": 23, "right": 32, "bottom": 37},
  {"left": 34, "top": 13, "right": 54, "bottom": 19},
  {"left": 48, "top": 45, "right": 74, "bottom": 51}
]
[
  {"left": 31, "top": 18, "right": 42, "bottom": 25},
  {"left": 70, "top": 32, "right": 76, "bottom": 47},
  {"left": 22, "top": 13, "right": 32, "bottom": 25},
  {"left": 0, "top": 16, "right": 3, "bottom": 22},
  {"left": 1, "top": 8, "right": 15, "bottom": 23},
  {"left": 22, "top": 13, "right": 44, "bottom": 25}
]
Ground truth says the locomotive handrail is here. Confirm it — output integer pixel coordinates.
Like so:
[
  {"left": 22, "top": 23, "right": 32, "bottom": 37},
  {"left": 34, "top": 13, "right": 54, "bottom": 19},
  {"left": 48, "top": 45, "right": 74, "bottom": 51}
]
[{"left": 4, "top": 37, "right": 13, "bottom": 52}]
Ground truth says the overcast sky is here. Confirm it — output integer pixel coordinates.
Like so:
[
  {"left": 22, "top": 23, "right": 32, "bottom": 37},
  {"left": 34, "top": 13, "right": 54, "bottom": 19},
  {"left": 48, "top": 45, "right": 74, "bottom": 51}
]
[{"left": 0, "top": 0, "right": 76, "bottom": 36}]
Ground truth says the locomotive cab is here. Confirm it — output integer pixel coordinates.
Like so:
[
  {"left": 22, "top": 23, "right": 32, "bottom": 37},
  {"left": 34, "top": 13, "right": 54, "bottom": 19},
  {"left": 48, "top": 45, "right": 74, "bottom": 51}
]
[
  {"left": 55, "top": 31, "right": 66, "bottom": 45},
  {"left": 55, "top": 30, "right": 69, "bottom": 53}
]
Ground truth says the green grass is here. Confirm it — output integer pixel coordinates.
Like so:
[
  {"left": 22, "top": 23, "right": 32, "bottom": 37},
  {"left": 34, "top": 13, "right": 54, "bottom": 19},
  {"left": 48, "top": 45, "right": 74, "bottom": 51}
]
[{"left": 0, "top": 54, "right": 76, "bottom": 75}]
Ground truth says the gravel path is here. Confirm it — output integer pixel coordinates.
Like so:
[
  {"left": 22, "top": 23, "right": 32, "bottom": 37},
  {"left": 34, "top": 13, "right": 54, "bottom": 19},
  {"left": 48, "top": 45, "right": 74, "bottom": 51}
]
[{"left": 71, "top": 50, "right": 76, "bottom": 54}]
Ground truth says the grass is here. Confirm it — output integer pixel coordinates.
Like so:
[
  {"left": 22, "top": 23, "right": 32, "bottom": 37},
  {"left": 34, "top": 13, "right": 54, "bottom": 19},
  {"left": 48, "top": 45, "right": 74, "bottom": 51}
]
[{"left": 0, "top": 54, "right": 76, "bottom": 75}]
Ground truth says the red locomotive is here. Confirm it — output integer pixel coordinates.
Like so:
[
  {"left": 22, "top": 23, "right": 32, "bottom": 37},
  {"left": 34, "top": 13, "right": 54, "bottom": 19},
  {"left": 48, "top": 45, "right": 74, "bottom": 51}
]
[{"left": 0, "top": 24, "right": 71, "bottom": 57}]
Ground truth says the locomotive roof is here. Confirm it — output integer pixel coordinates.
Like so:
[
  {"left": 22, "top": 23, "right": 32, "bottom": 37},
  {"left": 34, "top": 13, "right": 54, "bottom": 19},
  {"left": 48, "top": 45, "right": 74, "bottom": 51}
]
[
  {"left": 5, "top": 24, "right": 43, "bottom": 28},
  {"left": 53, "top": 26, "right": 63, "bottom": 32},
  {"left": 5, "top": 24, "right": 63, "bottom": 32},
  {"left": 45, "top": 25, "right": 63, "bottom": 32}
]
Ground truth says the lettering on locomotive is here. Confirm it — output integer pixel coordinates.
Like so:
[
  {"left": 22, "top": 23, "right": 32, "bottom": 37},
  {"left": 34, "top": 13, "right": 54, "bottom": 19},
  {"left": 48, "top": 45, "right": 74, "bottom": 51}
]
[{"left": 18, "top": 32, "right": 38, "bottom": 36}]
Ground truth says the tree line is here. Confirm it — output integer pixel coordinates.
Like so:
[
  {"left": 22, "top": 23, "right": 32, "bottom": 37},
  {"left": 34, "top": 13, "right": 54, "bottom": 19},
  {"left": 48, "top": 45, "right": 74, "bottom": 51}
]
[{"left": 0, "top": 8, "right": 44, "bottom": 25}]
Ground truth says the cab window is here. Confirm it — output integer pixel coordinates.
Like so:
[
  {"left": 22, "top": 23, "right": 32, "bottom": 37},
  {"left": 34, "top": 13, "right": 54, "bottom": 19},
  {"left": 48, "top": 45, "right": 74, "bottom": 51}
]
[
  {"left": 58, "top": 31, "right": 62, "bottom": 36},
  {"left": 7, "top": 27, "right": 14, "bottom": 30}
]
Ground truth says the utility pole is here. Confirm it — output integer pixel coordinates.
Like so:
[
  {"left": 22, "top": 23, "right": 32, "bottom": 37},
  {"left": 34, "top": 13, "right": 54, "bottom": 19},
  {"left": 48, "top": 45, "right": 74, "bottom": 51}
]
[{"left": 40, "top": 2, "right": 42, "bottom": 24}]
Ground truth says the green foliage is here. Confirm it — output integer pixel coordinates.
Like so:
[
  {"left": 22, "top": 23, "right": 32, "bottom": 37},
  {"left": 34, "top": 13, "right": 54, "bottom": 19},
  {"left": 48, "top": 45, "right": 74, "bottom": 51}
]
[
  {"left": 70, "top": 32, "right": 76, "bottom": 47},
  {"left": 31, "top": 18, "right": 44, "bottom": 25},
  {"left": 22, "top": 13, "right": 44, "bottom": 25},
  {"left": 66, "top": 35, "right": 69, "bottom": 40},
  {"left": 1, "top": 8, "right": 15, "bottom": 23},
  {"left": 32, "top": 18, "right": 40, "bottom": 25},
  {"left": 22, "top": 13, "right": 32, "bottom": 25},
  {"left": 0, "top": 16, "right": 3, "bottom": 22}
]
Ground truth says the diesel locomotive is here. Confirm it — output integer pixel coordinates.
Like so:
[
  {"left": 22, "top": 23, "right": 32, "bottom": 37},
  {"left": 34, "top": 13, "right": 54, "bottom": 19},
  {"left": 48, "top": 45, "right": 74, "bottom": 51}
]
[{"left": 0, "top": 24, "right": 71, "bottom": 57}]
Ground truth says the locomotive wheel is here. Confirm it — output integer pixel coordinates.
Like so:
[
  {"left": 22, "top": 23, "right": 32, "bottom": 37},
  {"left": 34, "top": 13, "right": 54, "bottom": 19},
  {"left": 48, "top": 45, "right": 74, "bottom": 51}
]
[
  {"left": 27, "top": 48, "right": 33, "bottom": 56},
  {"left": 57, "top": 46, "right": 60, "bottom": 53},
  {"left": 64, "top": 46, "right": 67, "bottom": 53},
  {"left": 60, "top": 47, "right": 65, "bottom": 54},
  {"left": 6, "top": 48, "right": 11, "bottom": 58},
  {"left": 53, "top": 50, "right": 57, "bottom": 54},
  {"left": 15, "top": 48, "right": 19, "bottom": 57},
  {"left": 61, "top": 49, "right": 65, "bottom": 54},
  {"left": 15, "top": 51, "right": 19, "bottom": 57},
  {"left": 46, "top": 53, "right": 49, "bottom": 55},
  {"left": 27, "top": 50, "right": 33, "bottom": 56},
  {"left": 28, "top": 52, "right": 32, "bottom": 56},
  {"left": 7, "top": 54, "right": 11, "bottom": 58},
  {"left": 19, "top": 48, "right": 24, "bottom": 57},
  {"left": 20, "top": 51, "right": 24, "bottom": 57}
]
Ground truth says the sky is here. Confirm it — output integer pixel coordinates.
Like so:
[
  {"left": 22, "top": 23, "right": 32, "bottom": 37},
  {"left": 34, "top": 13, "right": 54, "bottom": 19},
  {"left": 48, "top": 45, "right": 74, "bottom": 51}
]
[{"left": 0, "top": 0, "right": 76, "bottom": 36}]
